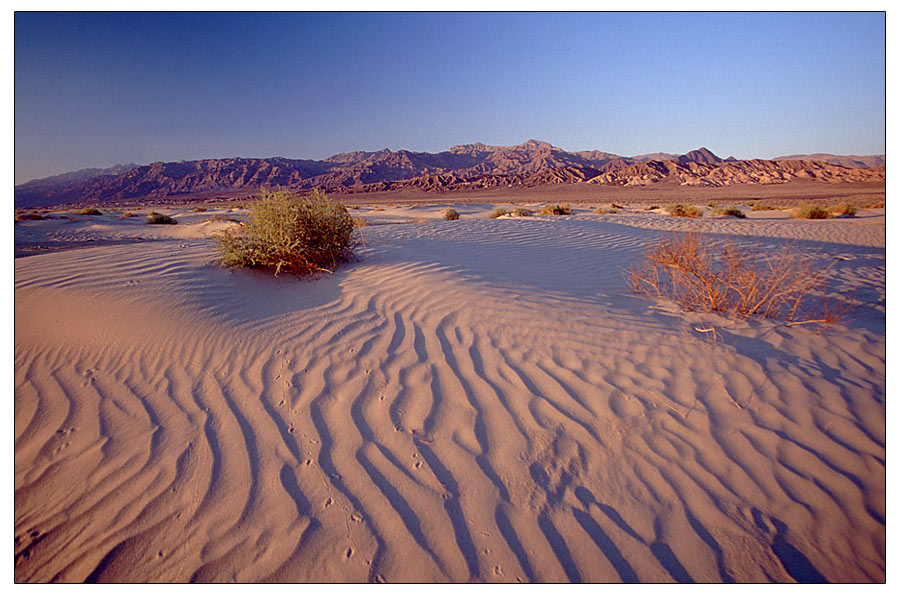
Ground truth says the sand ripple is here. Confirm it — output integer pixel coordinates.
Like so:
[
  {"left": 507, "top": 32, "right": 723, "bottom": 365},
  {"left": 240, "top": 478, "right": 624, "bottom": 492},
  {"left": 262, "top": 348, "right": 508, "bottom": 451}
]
[{"left": 15, "top": 213, "right": 885, "bottom": 582}]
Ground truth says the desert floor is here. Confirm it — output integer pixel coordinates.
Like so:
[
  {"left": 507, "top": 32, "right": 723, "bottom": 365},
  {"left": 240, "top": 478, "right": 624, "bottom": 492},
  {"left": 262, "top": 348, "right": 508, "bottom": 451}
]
[{"left": 14, "top": 202, "right": 885, "bottom": 582}]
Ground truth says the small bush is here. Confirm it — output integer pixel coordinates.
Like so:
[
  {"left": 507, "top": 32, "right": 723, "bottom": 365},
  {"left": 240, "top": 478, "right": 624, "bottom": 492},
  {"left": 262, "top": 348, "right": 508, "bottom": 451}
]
[
  {"left": 712, "top": 206, "right": 746, "bottom": 218},
  {"left": 644, "top": 205, "right": 660, "bottom": 211},
  {"left": 15, "top": 212, "right": 46, "bottom": 221},
  {"left": 707, "top": 201, "right": 718, "bottom": 208},
  {"left": 594, "top": 207, "right": 606, "bottom": 215},
  {"left": 863, "top": 201, "right": 885, "bottom": 209},
  {"left": 831, "top": 203, "right": 858, "bottom": 217},
  {"left": 77, "top": 207, "right": 103, "bottom": 216},
  {"left": 750, "top": 204, "right": 780, "bottom": 211},
  {"left": 120, "top": 211, "right": 135, "bottom": 218},
  {"left": 511, "top": 208, "right": 532, "bottom": 217},
  {"left": 442, "top": 208, "right": 460, "bottom": 220},
  {"left": 538, "top": 203, "right": 571, "bottom": 216},
  {"left": 147, "top": 212, "right": 177, "bottom": 224},
  {"left": 792, "top": 204, "right": 833, "bottom": 219},
  {"left": 627, "top": 232, "right": 845, "bottom": 323},
  {"left": 216, "top": 189, "right": 355, "bottom": 276},
  {"left": 665, "top": 204, "right": 703, "bottom": 218},
  {"left": 611, "top": 203, "right": 625, "bottom": 209},
  {"left": 489, "top": 207, "right": 510, "bottom": 219},
  {"left": 191, "top": 206, "right": 208, "bottom": 212}
]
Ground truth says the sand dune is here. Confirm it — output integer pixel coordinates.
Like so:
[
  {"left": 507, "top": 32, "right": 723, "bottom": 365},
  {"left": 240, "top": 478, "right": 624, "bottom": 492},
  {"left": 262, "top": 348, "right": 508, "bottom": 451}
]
[{"left": 14, "top": 205, "right": 885, "bottom": 582}]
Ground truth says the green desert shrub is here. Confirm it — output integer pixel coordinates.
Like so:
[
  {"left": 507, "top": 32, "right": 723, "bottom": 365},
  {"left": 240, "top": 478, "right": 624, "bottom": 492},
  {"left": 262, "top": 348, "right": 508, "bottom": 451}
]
[
  {"left": 216, "top": 188, "right": 355, "bottom": 276},
  {"left": 489, "top": 207, "right": 510, "bottom": 219},
  {"left": 511, "top": 208, "right": 532, "bottom": 217},
  {"left": 538, "top": 203, "right": 571, "bottom": 216},
  {"left": 792, "top": 204, "right": 833, "bottom": 219},
  {"left": 147, "top": 212, "right": 177, "bottom": 224},
  {"left": 665, "top": 204, "right": 703, "bottom": 218},
  {"left": 442, "top": 208, "right": 460, "bottom": 220},
  {"left": 831, "top": 202, "right": 858, "bottom": 217},
  {"left": 77, "top": 207, "right": 103, "bottom": 216},
  {"left": 712, "top": 206, "right": 746, "bottom": 218}
]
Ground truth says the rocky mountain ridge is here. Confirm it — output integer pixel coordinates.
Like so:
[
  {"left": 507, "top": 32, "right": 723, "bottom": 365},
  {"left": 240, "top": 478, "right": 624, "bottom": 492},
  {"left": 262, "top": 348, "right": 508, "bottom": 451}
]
[{"left": 15, "top": 141, "right": 885, "bottom": 207}]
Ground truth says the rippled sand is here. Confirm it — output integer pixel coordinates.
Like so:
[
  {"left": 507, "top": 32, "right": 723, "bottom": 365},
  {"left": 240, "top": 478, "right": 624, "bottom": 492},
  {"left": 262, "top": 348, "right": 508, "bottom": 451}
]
[{"left": 14, "top": 204, "right": 885, "bottom": 582}]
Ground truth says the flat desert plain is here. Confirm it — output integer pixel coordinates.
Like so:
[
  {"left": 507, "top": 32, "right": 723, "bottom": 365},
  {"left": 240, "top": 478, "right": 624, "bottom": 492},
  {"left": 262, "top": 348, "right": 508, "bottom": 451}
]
[{"left": 14, "top": 201, "right": 885, "bottom": 582}]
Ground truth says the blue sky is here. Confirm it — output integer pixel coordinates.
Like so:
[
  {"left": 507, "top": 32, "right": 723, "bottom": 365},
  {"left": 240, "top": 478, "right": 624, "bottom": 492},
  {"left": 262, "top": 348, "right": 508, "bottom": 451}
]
[{"left": 14, "top": 11, "right": 886, "bottom": 183}]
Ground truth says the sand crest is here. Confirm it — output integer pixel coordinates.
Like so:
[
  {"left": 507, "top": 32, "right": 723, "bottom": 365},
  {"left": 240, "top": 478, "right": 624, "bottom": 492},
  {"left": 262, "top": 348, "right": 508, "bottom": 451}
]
[{"left": 14, "top": 205, "right": 885, "bottom": 582}]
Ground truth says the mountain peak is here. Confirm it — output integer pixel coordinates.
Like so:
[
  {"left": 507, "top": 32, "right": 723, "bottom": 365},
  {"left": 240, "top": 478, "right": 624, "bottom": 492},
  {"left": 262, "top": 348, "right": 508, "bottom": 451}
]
[
  {"left": 678, "top": 147, "right": 722, "bottom": 165},
  {"left": 517, "top": 139, "right": 554, "bottom": 151}
]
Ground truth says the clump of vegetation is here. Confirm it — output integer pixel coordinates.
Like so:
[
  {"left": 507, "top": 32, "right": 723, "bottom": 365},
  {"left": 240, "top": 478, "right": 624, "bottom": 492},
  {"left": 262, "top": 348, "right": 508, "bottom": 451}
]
[
  {"left": 611, "top": 203, "right": 625, "bottom": 209},
  {"left": 146, "top": 212, "right": 177, "bottom": 224},
  {"left": 831, "top": 202, "right": 858, "bottom": 217},
  {"left": 707, "top": 201, "right": 719, "bottom": 208},
  {"left": 207, "top": 214, "right": 241, "bottom": 223},
  {"left": 792, "top": 204, "right": 833, "bottom": 219},
  {"left": 77, "top": 207, "right": 103, "bottom": 216},
  {"left": 216, "top": 189, "right": 355, "bottom": 276},
  {"left": 352, "top": 217, "right": 369, "bottom": 228},
  {"left": 442, "top": 208, "right": 460, "bottom": 220},
  {"left": 15, "top": 212, "right": 46, "bottom": 221},
  {"left": 511, "top": 208, "right": 532, "bottom": 217},
  {"left": 191, "top": 206, "right": 208, "bottom": 212},
  {"left": 665, "top": 204, "right": 703, "bottom": 218},
  {"left": 644, "top": 205, "right": 660, "bottom": 211},
  {"left": 594, "top": 207, "right": 607, "bottom": 215},
  {"left": 119, "top": 212, "right": 135, "bottom": 218},
  {"left": 538, "top": 203, "right": 571, "bottom": 216},
  {"left": 750, "top": 204, "right": 781, "bottom": 211},
  {"left": 489, "top": 207, "right": 510, "bottom": 219},
  {"left": 627, "top": 232, "right": 845, "bottom": 324},
  {"left": 712, "top": 206, "right": 746, "bottom": 218},
  {"left": 863, "top": 201, "right": 885, "bottom": 209}
]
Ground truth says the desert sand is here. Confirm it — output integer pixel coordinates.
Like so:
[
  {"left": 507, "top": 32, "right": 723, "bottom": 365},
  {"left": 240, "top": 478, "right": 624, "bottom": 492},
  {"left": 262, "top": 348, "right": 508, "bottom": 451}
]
[{"left": 14, "top": 203, "right": 885, "bottom": 582}]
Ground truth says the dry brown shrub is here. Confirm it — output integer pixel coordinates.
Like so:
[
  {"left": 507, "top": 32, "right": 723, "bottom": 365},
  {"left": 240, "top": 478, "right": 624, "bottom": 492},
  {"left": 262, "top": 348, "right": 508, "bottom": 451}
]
[{"left": 627, "top": 232, "right": 846, "bottom": 323}]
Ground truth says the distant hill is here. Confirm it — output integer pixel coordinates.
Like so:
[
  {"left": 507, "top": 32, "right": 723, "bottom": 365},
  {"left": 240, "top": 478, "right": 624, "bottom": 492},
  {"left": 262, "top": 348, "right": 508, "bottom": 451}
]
[
  {"left": 14, "top": 142, "right": 886, "bottom": 207},
  {"left": 773, "top": 153, "right": 885, "bottom": 169}
]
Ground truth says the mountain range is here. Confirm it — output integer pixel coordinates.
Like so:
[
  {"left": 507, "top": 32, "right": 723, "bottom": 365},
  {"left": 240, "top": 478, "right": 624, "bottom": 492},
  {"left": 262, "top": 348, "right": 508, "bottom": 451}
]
[{"left": 14, "top": 140, "right": 885, "bottom": 207}]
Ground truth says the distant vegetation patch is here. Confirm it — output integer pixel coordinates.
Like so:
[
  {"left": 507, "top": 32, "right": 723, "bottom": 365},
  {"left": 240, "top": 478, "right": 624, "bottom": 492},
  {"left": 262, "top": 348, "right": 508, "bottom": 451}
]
[
  {"left": 511, "top": 208, "right": 533, "bottom": 217},
  {"left": 15, "top": 212, "right": 46, "bottom": 221},
  {"left": 216, "top": 189, "right": 355, "bottom": 277},
  {"left": 489, "top": 207, "right": 510, "bottom": 219},
  {"left": 792, "top": 204, "right": 833, "bottom": 219},
  {"left": 442, "top": 208, "right": 460, "bottom": 220},
  {"left": 712, "top": 206, "right": 746, "bottom": 218},
  {"left": 831, "top": 202, "right": 858, "bottom": 217},
  {"left": 119, "top": 211, "right": 135, "bottom": 218},
  {"left": 538, "top": 203, "right": 571, "bottom": 216},
  {"left": 665, "top": 204, "right": 703, "bottom": 218},
  {"left": 146, "top": 212, "right": 177, "bottom": 224},
  {"left": 77, "top": 207, "right": 103, "bottom": 216}
]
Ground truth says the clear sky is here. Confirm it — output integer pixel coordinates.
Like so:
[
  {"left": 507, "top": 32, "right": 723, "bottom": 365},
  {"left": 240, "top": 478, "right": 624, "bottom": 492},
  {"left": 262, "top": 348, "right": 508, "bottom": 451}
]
[{"left": 14, "top": 11, "right": 886, "bottom": 184}]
